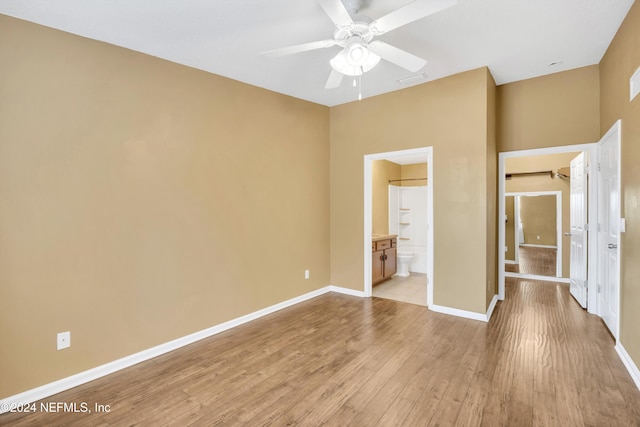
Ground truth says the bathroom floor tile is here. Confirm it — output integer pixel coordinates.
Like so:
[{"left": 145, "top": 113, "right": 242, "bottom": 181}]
[{"left": 372, "top": 273, "right": 427, "bottom": 306}]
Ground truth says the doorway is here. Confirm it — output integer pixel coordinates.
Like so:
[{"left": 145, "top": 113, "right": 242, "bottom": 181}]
[
  {"left": 363, "top": 147, "right": 434, "bottom": 307},
  {"left": 505, "top": 191, "right": 562, "bottom": 280},
  {"left": 498, "top": 120, "right": 622, "bottom": 333},
  {"left": 498, "top": 144, "right": 598, "bottom": 314}
]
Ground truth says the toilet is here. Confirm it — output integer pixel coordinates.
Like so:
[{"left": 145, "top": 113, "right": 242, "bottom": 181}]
[{"left": 395, "top": 252, "right": 414, "bottom": 277}]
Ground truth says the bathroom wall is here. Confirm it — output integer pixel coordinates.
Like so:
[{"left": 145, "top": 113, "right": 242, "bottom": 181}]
[
  {"left": 400, "top": 163, "right": 428, "bottom": 187},
  {"left": 371, "top": 160, "right": 401, "bottom": 235},
  {"left": 394, "top": 186, "right": 429, "bottom": 274},
  {"left": 0, "top": 15, "right": 330, "bottom": 398}
]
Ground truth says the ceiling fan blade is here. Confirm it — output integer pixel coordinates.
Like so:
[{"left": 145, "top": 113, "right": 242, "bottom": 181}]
[
  {"left": 325, "top": 69, "right": 344, "bottom": 89},
  {"left": 317, "top": 0, "right": 354, "bottom": 28},
  {"left": 368, "top": 41, "right": 427, "bottom": 72},
  {"left": 261, "top": 39, "right": 338, "bottom": 58},
  {"left": 369, "top": 0, "right": 457, "bottom": 35}
]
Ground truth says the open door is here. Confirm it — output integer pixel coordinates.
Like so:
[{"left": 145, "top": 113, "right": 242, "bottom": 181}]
[
  {"left": 597, "top": 121, "right": 621, "bottom": 338},
  {"left": 569, "top": 152, "right": 588, "bottom": 308}
]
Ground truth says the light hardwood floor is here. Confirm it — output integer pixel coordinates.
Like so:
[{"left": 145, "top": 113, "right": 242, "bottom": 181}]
[
  {"left": 505, "top": 246, "right": 558, "bottom": 277},
  {"left": 2, "top": 277, "right": 639, "bottom": 426}
]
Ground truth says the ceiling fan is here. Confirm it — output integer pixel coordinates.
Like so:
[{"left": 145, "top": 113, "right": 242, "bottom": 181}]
[{"left": 262, "top": 0, "right": 457, "bottom": 89}]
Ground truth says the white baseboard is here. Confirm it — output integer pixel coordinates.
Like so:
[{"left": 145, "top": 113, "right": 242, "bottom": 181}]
[
  {"left": 0, "top": 286, "right": 334, "bottom": 413},
  {"left": 615, "top": 342, "right": 640, "bottom": 391},
  {"left": 520, "top": 244, "right": 557, "bottom": 248},
  {"left": 429, "top": 294, "right": 499, "bottom": 323},
  {"left": 504, "top": 272, "right": 570, "bottom": 284},
  {"left": 328, "top": 285, "right": 366, "bottom": 298},
  {"left": 504, "top": 260, "right": 516, "bottom": 265},
  {"left": 486, "top": 294, "right": 499, "bottom": 321}
]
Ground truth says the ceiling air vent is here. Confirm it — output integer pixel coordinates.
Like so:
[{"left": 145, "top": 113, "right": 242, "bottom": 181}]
[
  {"left": 397, "top": 73, "right": 427, "bottom": 85},
  {"left": 631, "top": 66, "right": 640, "bottom": 102}
]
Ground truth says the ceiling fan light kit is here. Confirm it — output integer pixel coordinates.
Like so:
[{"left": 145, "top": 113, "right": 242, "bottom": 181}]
[
  {"left": 330, "top": 39, "right": 381, "bottom": 77},
  {"left": 262, "top": 0, "right": 457, "bottom": 91}
]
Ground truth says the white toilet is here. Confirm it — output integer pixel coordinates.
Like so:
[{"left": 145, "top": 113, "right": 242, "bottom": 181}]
[{"left": 396, "top": 252, "right": 414, "bottom": 277}]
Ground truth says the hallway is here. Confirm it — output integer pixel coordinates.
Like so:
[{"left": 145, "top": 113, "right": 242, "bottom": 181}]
[{"left": 505, "top": 245, "right": 558, "bottom": 277}]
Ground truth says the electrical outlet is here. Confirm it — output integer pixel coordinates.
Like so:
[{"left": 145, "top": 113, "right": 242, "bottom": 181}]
[
  {"left": 304, "top": 269, "right": 310, "bottom": 280},
  {"left": 536, "top": 235, "right": 541, "bottom": 240},
  {"left": 57, "top": 331, "right": 70, "bottom": 350}
]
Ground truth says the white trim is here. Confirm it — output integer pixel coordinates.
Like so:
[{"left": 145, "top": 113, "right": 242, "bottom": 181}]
[
  {"left": 328, "top": 285, "right": 366, "bottom": 298},
  {"left": 486, "top": 294, "right": 499, "bottom": 321},
  {"left": 499, "top": 143, "right": 597, "bottom": 302},
  {"left": 505, "top": 272, "right": 570, "bottom": 283},
  {"left": 514, "top": 195, "right": 520, "bottom": 264},
  {"left": 363, "top": 147, "right": 433, "bottom": 307},
  {"left": 587, "top": 147, "right": 599, "bottom": 314},
  {"left": 0, "top": 286, "right": 334, "bottom": 413},
  {"left": 615, "top": 342, "right": 640, "bottom": 391},
  {"left": 519, "top": 244, "right": 558, "bottom": 249},
  {"left": 430, "top": 294, "right": 499, "bottom": 323},
  {"left": 504, "top": 260, "right": 516, "bottom": 264}
]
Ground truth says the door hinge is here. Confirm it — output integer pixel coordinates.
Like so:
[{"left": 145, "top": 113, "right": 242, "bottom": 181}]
[
  {"left": 598, "top": 284, "right": 602, "bottom": 293},
  {"left": 598, "top": 162, "right": 601, "bottom": 172}
]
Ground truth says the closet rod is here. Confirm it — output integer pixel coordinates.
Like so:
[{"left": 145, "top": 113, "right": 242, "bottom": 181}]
[
  {"left": 388, "top": 178, "right": 427, "bottom": 183},
  {"left": 505, "top": 170, "right": 553, "bottom": 180}
]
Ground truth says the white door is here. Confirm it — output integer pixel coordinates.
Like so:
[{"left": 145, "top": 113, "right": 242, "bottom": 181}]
[
  {"left": 569, "top": 153, "right": 588, "bottom": 308},
  {"left": 597, "top": 122, "right": 621, "bottom": 338}
]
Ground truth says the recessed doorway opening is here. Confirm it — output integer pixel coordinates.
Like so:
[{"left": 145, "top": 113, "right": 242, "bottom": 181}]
[{"left": 363, "top": 147, "right": 433, "bottom": 307}]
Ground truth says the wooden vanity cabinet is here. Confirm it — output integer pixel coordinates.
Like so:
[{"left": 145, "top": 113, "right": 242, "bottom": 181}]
[{"left": 372, "top": 237, "right": 397, "bottom": 285}]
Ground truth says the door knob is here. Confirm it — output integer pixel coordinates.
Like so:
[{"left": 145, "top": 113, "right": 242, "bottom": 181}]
[
  {"left": 608, "top": 243, "right": 618, "bottom": 249},
  {"left": 564, "top": 232, "right": 572, "bottom": 236}
]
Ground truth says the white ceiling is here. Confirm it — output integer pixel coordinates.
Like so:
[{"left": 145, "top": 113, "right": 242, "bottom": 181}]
[{"left": 0, "top": 0, "right": 635, "bottom": 106}]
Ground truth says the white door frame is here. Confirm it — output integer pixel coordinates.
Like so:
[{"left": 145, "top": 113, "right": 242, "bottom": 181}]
[
  {"left": 506, "top": 191, "right": 563, "bottom": 279},
  {"left": 364, "top": 147, "right": 434, "bottom": 306},
  {"left": 498, "top": 143, "right": 599, "bottom": 315}
]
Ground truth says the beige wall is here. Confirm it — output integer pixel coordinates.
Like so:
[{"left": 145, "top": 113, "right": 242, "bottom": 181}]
[
  {"left": 372, "top": 160, "right": 401, "bottom": 234},
  {"left": 497, "top": 2, "right": 640, "bottom": 374},
  {"left": 330, "top": 67, "right": 496, "bottom": 314},
  {"left": 505, "top": 152, "right": 580, "bottom": 278},
  {"left": 498, "top": 65, "right": 600, "bottom": 152},
  {"left": 0, "top": 16, "right": 330, "bottom": 398},
  {"left": 600, "top": 1, "right": 640, "bottom": 375},
  {"left": 400, "top": 163, "right": 428, "bottom": 187},
  {"left": 486, "top": 72, "right": 498, "bottom": 307},
  {"left": 3, "top": 1, "right": 640, "bottom": 402},
  {"left": 519, "top": 195, "right": 557, "bottom": 245}
]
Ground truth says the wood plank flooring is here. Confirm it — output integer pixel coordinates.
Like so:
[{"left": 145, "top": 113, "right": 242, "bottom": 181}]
[
  {"left": 2, "top": 278, "right": 639, "bottom": 426},
  {"left": 506, "top": 246, "right": 558, "bottom": 277}
]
